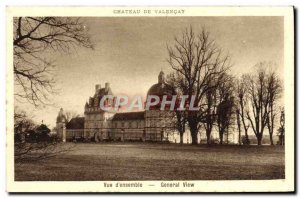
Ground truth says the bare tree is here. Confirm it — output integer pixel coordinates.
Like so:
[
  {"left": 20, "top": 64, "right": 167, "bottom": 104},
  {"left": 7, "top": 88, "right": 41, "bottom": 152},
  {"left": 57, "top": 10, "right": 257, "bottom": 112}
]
[
  {"left": 216, "top": 74, "right": 235, "bottom": 144},
  {"left": 202, "top": 84, "right": 217, "bottom": 144},
  {"left": 167, "top": 26, "right": 230, "bottom": 144},
  {"left": 14, "top": 17, "right": 93, "bottom": 106},
  {"left": 216, "top": 95, "right": 235, "bottom": 144},
  {"left": 65, "top": 110, "right": 80, "bottom": 123},
  {"left": 245, "top": 65, "right": 271, "bottom": 145},
  {"left": 277, "top": 108, "right": 285, "bottom": 146},
  {"left": 236, "top": 76, "right": 250, "bottom": 145},
  {"left": 166, "top": 73, "right": 187, "bottom": 144},
  {"left": 14, "top": 109, "right": 35, "bottom": 143},
  {"left": 266, "top": 72, "right": 282, "bottom": 145}
]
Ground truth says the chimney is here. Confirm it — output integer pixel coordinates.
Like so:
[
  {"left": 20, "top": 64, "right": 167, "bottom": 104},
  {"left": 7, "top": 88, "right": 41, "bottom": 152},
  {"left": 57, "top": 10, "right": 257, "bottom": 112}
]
[
  {"left": 95, "top": 84, "right": 101, "bottom": 93},
  {"left": 105, "top": 82, "right": 110, "bottom": 91}
]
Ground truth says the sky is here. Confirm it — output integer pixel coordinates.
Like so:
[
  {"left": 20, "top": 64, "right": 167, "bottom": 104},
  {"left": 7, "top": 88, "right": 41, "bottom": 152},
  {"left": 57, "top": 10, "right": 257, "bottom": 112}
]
[{"left": 15, "top": 17, "right": 284, "bottom": 128}]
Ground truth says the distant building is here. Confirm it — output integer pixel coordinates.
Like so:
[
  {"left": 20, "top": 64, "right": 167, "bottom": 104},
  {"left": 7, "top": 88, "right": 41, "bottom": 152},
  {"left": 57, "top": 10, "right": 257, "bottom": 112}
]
[{"left": 65, "top": 117, "right": 85, "bottom": 140}]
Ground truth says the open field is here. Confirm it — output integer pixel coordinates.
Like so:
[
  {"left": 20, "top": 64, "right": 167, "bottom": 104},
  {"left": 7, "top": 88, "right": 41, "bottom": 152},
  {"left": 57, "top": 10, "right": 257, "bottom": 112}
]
[{"left": 15, "top": 142, "right": 285, "bottom": 181}]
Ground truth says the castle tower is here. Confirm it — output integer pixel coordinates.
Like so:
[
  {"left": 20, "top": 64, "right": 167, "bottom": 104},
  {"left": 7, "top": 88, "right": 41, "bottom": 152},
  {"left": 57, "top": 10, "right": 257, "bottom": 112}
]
[
  {"left": 145, "top": 71, "right": 176, "bottom": 141},
  {"left": 56, "top": 108, "right": 67, "bottom": 142},
  {"left": 84, "top": 83, "right": 115, "bottom": 141}
]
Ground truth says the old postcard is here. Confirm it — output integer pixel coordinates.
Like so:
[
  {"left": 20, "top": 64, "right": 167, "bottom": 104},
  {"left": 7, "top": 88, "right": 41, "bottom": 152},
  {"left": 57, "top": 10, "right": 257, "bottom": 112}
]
[{"left": 6, "top": 7, "right": 294, "bottom": 192}]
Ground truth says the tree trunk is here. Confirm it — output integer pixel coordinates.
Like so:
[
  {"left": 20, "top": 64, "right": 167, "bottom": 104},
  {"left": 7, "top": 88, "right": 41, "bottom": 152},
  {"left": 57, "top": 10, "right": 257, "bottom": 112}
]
[
  {"left": 245, "top": 129, "right": 249, "bottom": 144},
  {"left": 189, "top": 119, "right": 198, "bottom": 145},
  {"left": 279, "top": 132, "right": 284, "bottom": 146},
  {"left": 206, "top": 134, "right": 211, "bottom": 145},
  {"left": 257, "top": 135, "right": 262, "bottom": 145},
  {"left": 238, "top": 129, "right": 241, "bottom": 145},
  {"left": 219, "top": 132, "right": 223, "bottom": 144},
  {"left": 206, "top": 126, "right": 213, "bottom": 145},
  {"left": 191, "top": 131, "right": 198, "bottom": 145},
  {"left": 180, "top": 132, "right": 184, "bottom": 144},
  {"left": 236, "top": 110, "right": 241, "bottom": 145},
  {"left": 281, "top": 134, "right": 284, "bottom": 145},
  {"left": 226, "top": 128, "right": 229, "bottom": 144},
  {"left": 269, "top": 133, "right": 274, "bottom": 145}
]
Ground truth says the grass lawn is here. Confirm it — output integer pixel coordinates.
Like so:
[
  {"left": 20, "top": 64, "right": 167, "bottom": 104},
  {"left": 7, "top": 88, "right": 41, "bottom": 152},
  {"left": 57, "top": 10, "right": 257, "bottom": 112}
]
[{"left": 15, "top": 142, "right": 285, "bottom": 181}]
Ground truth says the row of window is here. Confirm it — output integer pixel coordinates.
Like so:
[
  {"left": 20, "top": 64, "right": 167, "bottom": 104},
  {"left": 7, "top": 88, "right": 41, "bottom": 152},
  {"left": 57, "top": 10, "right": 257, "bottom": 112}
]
[
  {"left": 113, "top": 121, "right": 144, "bottom": 128},
  {"left": 85, "top": 122, "right": 106, "bottom": 128},
  {"left": 85, "top": 121, "right": 172, "bottom": 129},
  {"left": 85, "top": 114, "right": 104, "bottom": 120},
  {"left": 85, "top": 121, "right": 147, "bottom": 129}
]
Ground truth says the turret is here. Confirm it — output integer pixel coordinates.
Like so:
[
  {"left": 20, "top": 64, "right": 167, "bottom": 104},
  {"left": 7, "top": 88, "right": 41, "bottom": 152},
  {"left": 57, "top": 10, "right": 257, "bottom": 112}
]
[
  {"left": 56, "top": 107, "right": 66, "bottom": 142},
  {"left": 56, "top": 108, "right": 66, "bottom": 123},
  {"left": 158, "top": 71, "right": 165, "bottom": 84}
]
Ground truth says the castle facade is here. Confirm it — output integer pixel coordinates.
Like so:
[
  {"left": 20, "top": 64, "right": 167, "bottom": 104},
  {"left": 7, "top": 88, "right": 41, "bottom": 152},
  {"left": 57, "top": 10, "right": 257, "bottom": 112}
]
[{"left": 56, "top": 71, "right": 177, "bottom": 142}]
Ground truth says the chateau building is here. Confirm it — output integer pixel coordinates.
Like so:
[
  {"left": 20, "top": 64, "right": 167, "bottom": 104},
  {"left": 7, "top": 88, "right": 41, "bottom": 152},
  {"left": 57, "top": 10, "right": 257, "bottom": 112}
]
[
  {"left": 56, "top": 71, "right": 238, "bottom": 143},
  {"left": 56, "top": 71, "right": 177, "bottom": 142}
]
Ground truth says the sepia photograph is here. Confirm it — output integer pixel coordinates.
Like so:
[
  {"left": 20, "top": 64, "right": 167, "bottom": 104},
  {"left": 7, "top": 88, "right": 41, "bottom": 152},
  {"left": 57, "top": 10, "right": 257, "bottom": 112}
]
[{"left": 6, "top": 7, "right": 294, "bottom": 192}]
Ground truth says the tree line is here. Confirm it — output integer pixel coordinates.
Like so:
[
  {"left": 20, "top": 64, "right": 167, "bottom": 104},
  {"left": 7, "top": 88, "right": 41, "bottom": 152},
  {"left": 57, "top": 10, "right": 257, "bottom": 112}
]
[{"left": 167, "top": 27, "right": 284, "bottom": 146}]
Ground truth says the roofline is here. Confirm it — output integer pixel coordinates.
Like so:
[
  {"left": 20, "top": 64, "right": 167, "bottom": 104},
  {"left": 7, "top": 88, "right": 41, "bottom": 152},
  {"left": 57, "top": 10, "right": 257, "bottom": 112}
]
[{"left": 114, "top": 111, "right": 145, "bottom": 114}]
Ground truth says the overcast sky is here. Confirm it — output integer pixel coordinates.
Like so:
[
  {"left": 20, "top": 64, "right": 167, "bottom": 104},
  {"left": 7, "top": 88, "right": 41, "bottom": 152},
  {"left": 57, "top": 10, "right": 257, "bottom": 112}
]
[{"left": 15, "top": 16, "right": 284, "bottom": 128}]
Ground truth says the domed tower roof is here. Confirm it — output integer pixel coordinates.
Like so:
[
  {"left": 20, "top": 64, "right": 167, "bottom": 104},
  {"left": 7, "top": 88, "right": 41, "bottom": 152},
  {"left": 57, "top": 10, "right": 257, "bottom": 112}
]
[
  {"left": 146, "top": 71, "right": 177, "bottom": 110},
  {"left": 56, "top": 108, "right": 67, "bottom": 123},
  {"left": 147, "top": 83, "right": 175, "bottom": 97},
  {"left": 147, "top": 71, "right": 176, "bottom": 97}
]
